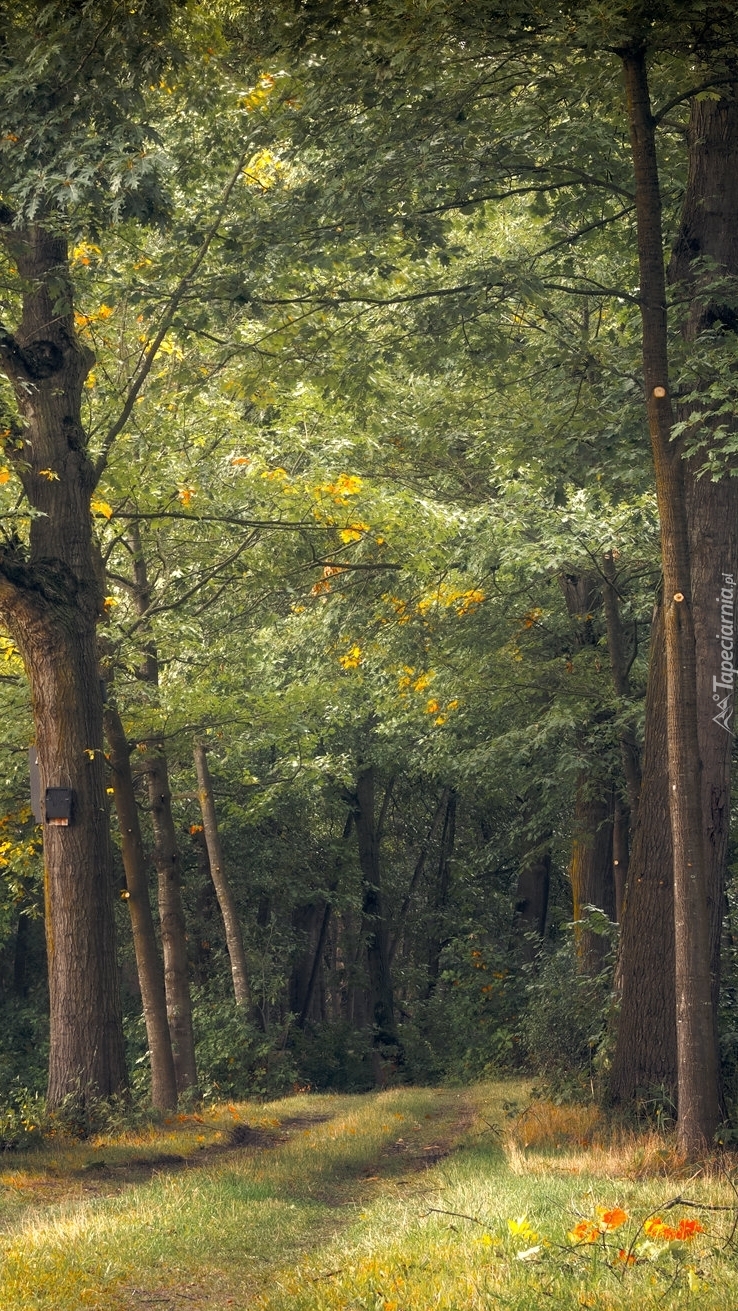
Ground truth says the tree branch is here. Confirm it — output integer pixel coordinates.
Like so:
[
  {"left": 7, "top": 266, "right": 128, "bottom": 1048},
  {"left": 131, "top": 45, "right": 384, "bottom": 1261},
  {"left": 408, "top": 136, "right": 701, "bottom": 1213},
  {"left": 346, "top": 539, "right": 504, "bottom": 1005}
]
[{"left": 94, "top": 149, "right": 250, "bottom": 481}]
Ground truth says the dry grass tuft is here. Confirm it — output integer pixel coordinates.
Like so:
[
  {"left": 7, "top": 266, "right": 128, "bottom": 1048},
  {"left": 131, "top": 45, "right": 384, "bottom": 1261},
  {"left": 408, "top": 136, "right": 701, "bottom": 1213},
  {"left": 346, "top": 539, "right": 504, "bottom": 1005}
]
[{"left": 504, "top": 1100, "right": 689, "bottom": 1178}]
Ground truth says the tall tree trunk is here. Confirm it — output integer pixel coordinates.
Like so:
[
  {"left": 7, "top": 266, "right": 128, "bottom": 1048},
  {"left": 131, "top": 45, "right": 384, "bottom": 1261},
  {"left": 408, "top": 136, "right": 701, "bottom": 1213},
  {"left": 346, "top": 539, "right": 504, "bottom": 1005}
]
[
  {"left": 130, "top": 533, "right": 197, "bottom": 1095},
  {"left": 512, "top": 844, "right": 551, "bottom": 954},
  {"left": 193, "top": 742, "right": 251, "bottom": 1010},
  {"left": 560, "top": 570, "right": 616, "bottom": 971},
  {"left": 602, "top": 550, "right": 642, "bottom": 829},
  {"left": 353, "top": 767, "right": 399, "bottom": 1070},
  {"left": 671, "top": 91, "right": 738, "bottom": 1100},
  {"left": 612, "top": 797, "right": 629, "bottom": 924},
  {"left": 426, "top": 789, "right": 457, "bottom": 993},
  {"left": 144, "top": 743, "right": 198, "bottom": 1094},
  {"left": 569, "top": 785, "right": 615, "bottom": 973},
  {"left": 621, "top": 46, "right": 720, "bottom": 1152},
  {"left": 610, "top": 605, "right": 677, "bottom": 1101},
  {"left": 0, "top": 223, "right": 126, "bottom": 1106},
  {"left": 105, "top": 698, "right": 177, "bottom": 1110},
  {"left": 298, "top": 902, "right": 332, "bottom": 1028},
  {"left": 293, "top": 811, "right": 352, "bottom": 1027},
  {"left": 389, "top": 786, "right": 450, "bottom": 966}
]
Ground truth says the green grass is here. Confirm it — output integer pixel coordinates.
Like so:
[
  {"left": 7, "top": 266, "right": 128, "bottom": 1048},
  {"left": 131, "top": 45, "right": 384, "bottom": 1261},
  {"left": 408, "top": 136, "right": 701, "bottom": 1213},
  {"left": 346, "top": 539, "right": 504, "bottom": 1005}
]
[{"left": 0, "top": 1083, "right": 736, "bottom": 1309}]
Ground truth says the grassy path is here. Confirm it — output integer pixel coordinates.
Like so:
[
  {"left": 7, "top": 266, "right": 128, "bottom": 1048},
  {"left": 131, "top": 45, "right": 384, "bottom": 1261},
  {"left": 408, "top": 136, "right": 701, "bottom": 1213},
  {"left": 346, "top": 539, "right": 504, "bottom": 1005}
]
[{"left": 0, "top": 1082, "right": 737, "bottom": 1309}]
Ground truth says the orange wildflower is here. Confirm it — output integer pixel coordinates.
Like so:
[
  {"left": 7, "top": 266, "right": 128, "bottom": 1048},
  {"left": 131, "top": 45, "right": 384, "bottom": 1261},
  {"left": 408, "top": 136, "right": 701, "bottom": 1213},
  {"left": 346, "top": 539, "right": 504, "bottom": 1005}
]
[
  {"left": 674, "top": 1218, "right": 705, "bottom": 1241},
  {"left": 644, "top": 1217, "right": 674, "bottom": 1240},
  {"left": 568, "top": 1220, "right": 599, "bottom": 1245},
  {"left": 642, "top": 1215, "right": 702, "bottom": 1242},
  {"left": 617, "top": 1249, "right": 636, "bottom": 1266},
  {"left": 596, "top": 1206, "right": 628, "bottom": 1231}
]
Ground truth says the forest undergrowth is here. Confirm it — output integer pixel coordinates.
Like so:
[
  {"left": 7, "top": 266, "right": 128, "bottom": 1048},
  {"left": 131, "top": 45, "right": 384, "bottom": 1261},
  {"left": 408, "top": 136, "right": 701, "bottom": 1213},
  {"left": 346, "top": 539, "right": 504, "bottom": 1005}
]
[{"left": 0, "top": 1081, "right": 737, "bottom": 1310}]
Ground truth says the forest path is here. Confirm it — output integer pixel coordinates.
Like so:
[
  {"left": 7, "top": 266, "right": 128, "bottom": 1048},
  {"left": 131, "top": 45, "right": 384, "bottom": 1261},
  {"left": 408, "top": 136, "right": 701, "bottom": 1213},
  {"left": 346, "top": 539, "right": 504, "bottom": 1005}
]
[
  {"left": 0, "top": 1082, "right": 508, "bottom": 1310},
  {"left": 3, "top": 1081, "right": 733, "bottom": 1310}
]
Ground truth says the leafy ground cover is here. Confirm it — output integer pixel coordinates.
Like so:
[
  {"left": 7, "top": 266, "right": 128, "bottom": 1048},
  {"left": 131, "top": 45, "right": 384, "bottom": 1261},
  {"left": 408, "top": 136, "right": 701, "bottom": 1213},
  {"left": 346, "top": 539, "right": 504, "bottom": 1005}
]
[{"left": 0, "top": 1082, "right": 737, "bottom": 1310}]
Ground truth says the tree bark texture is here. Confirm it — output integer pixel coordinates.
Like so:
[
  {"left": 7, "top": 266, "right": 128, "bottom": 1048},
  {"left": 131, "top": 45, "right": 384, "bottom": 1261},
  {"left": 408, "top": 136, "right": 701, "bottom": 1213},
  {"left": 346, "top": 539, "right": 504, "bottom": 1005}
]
[
  {"left": 671, "top": 91, "right": 738, "bottom": 1082},
  {"left": 0, "top": 224, "right": 126, "bottom": 1106},
  {"left": 610, "top": 604, "right": 678, "bottom": 1102},
  {"left": 194, "top": 742, "right": 251, "bottom": 1010},
  {"left": 105, "top": 700, "right": 177, "bottom": 1110},
  {"left": 622, "top": 48, "right": 720, "bottom": 1152},
  {"left": 602, "top": 550, "right": 642, "bottom": 830}
]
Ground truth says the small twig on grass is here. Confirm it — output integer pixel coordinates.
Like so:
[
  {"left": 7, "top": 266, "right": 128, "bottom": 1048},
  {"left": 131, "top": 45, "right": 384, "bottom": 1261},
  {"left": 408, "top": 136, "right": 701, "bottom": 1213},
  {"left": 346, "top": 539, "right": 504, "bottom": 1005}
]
[
  {"left": 424, "top": 1206, "right": 488, "bottom": 1226},
  {"left": 468, "top": 1118, "right": 503, "bottom": 1139}
]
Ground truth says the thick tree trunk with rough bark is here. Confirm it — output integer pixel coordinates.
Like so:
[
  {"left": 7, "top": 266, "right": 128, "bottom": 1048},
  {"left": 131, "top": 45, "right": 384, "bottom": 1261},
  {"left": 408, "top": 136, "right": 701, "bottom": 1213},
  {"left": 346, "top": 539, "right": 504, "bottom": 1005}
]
[
  {"left": 610, "top": 90, "right": 738, "bottom": 1114},
  {"left": 602, "top": 550, "right": 642, "bottom": 831},
  {"left": 105, "top": 700, "right": 177, "bottom": 1110},
  {"left": 610, "top": 605, "right": 678, "bottom": 1101},
  {"left": 0, "top": 224, "right": 126, "bottom": 1106},
  {"left": 621, "top": 48, "right": 720, "bottom": 1153},
  {"left": 671, "top": 93, "right": 738, "bottom": 1085},
  {"left": 194, "top": 742, "right": 251, "bottom": 1010}
]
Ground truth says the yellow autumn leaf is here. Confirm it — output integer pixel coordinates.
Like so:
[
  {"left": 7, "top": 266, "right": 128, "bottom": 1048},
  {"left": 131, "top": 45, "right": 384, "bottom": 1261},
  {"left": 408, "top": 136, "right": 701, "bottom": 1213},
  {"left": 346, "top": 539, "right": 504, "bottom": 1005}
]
[
  {"left": 39, "top": 468, "right": 59, "bottom": 481},
  {"left": 0, "top": 468, "right": 11, "bottom": 484},
  {"left": 178, "top": 486, "right": 196, "bottom": 506},
  {"left": 339, "top": 522, "right": 369, "bottom": 543},
  {"left": 70, "top": 241, "right": 102, "bottom": 267},
  {"left": 243, "top": 148, "right": 282, "bottom": 189},
  {"left": 91, "top": 499, "right": 113, "bottom": 519},
  {"left": 339, "top": 645, "right": 362, "bottom": 669}
]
